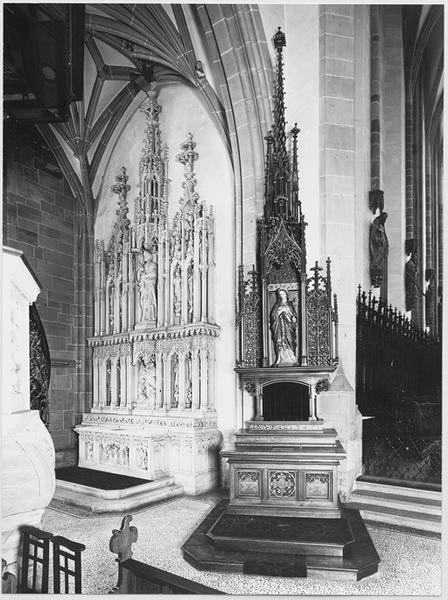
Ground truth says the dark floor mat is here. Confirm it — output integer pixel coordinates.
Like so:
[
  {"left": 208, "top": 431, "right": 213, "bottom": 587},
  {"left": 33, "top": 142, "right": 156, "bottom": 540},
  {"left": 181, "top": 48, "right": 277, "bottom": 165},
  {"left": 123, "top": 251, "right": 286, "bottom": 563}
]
[
  {"left": 56, "top": 467, "right": 152, "bottom": 490},
  {"left": 210, "top": 513, "right": 352, "bottom": 544}
]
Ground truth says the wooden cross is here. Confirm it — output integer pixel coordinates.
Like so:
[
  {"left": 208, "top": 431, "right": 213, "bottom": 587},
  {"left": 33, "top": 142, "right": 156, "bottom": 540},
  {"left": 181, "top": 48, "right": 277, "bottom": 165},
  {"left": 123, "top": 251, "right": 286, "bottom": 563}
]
[
  {"left": 310, "top": 261, "right": 322, "bottom": 286},
  {"left": 109, "top": 515, "right": 138, "bottom": 563}
]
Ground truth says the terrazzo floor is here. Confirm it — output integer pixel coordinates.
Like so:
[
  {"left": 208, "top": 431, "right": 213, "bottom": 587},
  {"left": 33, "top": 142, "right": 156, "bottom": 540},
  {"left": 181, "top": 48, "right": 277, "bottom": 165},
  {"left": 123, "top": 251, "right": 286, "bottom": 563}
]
[{"left": 42, "top": 493, "right": 442, "bottom": 596}]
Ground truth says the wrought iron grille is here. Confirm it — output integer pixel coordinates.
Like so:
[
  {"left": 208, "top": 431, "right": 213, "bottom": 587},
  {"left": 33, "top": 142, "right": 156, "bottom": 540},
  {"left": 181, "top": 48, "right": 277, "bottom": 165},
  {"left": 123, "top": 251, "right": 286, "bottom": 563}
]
[
  {"left": 362, "top": 423, "right": 441, "bottom": 485},
  {"left": 29, "top": 303, "right": 51, "bottom": 428},
  {"left": 356, "top": 288, "right": 442, "bottom": 486}
]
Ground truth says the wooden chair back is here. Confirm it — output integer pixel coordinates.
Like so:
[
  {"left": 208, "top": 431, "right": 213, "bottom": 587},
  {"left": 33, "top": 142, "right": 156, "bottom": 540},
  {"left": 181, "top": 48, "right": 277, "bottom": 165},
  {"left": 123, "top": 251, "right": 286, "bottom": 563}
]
[
  {"left": 19, "top": 526, "right": 53, "bottom": 593},
  {"left": 52, "top": 535, "right": 86, "bottom": 594}
]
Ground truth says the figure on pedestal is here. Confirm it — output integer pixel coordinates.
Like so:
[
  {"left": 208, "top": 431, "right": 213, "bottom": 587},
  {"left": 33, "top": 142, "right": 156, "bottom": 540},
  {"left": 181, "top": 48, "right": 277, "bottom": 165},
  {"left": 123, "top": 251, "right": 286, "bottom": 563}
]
[
  {"left": 405, "top": 241, "right": 418, "bottom": 312},
  {"left": 173, "top": 264, "right": 182, "bottom": 324},
  {"left": 369, "top": 211, "right": 389, "bottom": 288},
  {"left": 138, "top": 249, "right": 158, "bottom": 322},
  {"left": 270, "top": 289, "right": 299, "bottom": 366},
  {"left": 187, "top": 262, "right": 193, "bottom": 322},
  {"left": 136, "top": 359, "right": 156, "bottom": 409}
]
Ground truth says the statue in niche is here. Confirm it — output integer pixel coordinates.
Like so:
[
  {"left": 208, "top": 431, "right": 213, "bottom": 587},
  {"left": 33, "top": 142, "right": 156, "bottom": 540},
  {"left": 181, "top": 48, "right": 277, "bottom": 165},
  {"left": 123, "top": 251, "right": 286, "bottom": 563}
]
[
  {"left": 185, "top": 354, "right": 193, "bottom": 408},
  {"left": 171, "top": 355, "right": 179, "bottom": 408},
  {"left": 173, "top": 264, "right": 182, "bottom": 324},
  {"left": 369, "top": 211, "right": 389, "bottom": 288},
  {"left": 138, "top": 248, "right": 158, "bottom": 322},
  {"left": 136, "top": 359, "right": 156, "bottom": 409},
  {"left": 270, "top": 289, "right": 298, "bottom": 366},
  {"left": 108, "top": 277, "right": 114, "bottom": 330},
  {"left": 187, "top": 262, "right": 193, "bottom": 322},
  {"left": 425, "top": 268, "right": 435, "bottom": 328}
]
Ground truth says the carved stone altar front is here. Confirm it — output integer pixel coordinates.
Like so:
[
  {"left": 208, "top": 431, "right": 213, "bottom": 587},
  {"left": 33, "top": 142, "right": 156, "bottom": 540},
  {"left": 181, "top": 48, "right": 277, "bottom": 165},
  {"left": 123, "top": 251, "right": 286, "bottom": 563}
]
[{"left": 75, "top": 91, "right": 220, "bottom": 494}]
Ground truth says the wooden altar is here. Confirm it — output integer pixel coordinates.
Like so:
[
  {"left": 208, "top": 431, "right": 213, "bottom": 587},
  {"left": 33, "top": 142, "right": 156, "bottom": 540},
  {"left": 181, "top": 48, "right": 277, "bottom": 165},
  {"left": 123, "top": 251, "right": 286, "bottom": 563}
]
[{"left": 182, "top": 28, "right": 379, "bottom": 580}]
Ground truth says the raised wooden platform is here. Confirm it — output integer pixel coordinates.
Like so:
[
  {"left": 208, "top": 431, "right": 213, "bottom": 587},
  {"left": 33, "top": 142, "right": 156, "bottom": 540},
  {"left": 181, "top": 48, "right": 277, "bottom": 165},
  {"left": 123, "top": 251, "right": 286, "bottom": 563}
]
[
  {"left": 207, "top": 512, "right": 354, "bottom": 556},
  {"left": 182, "top": 500, "right": 380, "bottom": 581}
]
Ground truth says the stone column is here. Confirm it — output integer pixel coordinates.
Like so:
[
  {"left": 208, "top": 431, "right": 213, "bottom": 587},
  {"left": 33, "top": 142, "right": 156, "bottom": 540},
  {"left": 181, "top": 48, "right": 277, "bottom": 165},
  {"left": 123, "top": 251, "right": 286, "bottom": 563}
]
[
  {"left": 319, "top": 5, "right": 367, "bottom": 493},
  {"left": 208, "top": 218, "right": 215, "bottom": 323},
  {"left": 382, "top": 6, "right": 406, "bottom": 310}
]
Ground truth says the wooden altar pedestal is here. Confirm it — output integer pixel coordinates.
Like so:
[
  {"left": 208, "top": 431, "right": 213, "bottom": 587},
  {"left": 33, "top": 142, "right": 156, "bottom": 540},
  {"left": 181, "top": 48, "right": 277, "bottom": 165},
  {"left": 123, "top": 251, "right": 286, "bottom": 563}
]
[{"left": 221, "top": 420, "right": 345, "bottom": 519}]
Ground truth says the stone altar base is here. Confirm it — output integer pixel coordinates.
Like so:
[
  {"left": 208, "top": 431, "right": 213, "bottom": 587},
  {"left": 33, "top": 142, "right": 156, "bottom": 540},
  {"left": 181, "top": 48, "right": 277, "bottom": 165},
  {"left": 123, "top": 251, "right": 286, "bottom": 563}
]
[
  {"left": 51, "top": 467, "right": 183, "bottom": 516},
  {"left": 182, "top": 500, "right": 380, "bottom": 581}
]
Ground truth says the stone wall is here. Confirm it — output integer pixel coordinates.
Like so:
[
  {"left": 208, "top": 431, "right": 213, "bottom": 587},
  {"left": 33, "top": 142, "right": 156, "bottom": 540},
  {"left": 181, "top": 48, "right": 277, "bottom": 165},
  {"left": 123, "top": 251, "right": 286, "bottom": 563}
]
[{"left": 3, "top": 124, "right": 79, "bottom": 467}]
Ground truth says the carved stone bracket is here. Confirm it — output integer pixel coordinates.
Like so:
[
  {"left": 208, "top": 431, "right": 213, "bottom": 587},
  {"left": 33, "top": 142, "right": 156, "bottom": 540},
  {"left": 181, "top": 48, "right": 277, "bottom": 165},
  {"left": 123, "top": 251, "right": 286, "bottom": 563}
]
[
  {"left": 244, "top": 380, "right": 257, "bottom": 397},
  {"left": 368, "top": 189, "right": 384, "bottom": 214},
  {"left": 315, "top": 378, "right": 330, "bottom": 394}
]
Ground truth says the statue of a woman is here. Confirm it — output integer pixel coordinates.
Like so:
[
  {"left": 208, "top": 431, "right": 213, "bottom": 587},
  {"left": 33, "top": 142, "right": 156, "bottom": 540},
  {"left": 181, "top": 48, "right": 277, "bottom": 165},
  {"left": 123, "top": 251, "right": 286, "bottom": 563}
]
[
  {"left": 139, "top": 250, "right": 158, "bottom": 322},
  {"left": 270, "top": 289, "right": 298, "bottom": 366}
]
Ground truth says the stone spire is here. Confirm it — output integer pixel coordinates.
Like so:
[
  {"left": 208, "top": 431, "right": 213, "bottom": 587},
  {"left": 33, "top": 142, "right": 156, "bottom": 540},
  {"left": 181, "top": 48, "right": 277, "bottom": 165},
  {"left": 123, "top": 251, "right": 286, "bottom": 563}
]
[{"left": 264, "top": 27, "right": 301, "bottom": 223}]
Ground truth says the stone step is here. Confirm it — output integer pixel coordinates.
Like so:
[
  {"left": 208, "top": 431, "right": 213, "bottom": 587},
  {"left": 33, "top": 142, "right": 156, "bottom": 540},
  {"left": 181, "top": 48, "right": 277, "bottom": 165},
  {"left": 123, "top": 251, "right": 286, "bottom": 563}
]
[
  {"left": 52, "top": 482, "right": 184, "bottom": 514},
  {"left": 348, "top": 488, "right": 441, "bottom": 516},
  {"left": 346, "top": 504, "right": 441, "bottom": 534},
  {"left": 56, "top": 475, "right": 175, "bottom": 500},
  {"left": 344, "top": 480, "right": 442, "bottom": 535},
  {"left": 354, "top": 479, "right": 441, "bottom": 499}
]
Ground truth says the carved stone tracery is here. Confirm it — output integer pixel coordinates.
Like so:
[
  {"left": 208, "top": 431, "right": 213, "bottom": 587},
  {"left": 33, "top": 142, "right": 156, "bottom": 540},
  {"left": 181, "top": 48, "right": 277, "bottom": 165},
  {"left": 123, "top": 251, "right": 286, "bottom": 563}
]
[
  {"left": 78, "top": 89, "right": 219, "bottom": 492},
  {"left": 237, "top": 31, "right": 338, "bottom": 371}
]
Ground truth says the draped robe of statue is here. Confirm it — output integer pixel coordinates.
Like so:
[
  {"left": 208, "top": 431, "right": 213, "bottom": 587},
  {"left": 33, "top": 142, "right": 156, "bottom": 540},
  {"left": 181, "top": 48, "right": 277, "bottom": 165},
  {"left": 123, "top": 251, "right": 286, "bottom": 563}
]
[
  {"left": 369, "top": 211, "right": 389, "bottom": 287},
  {"left": 139, "top": 251, "right": 157, "bottom": 322},
  {"left": 270, "top": 289, "right": 299, "bottom": 366}
]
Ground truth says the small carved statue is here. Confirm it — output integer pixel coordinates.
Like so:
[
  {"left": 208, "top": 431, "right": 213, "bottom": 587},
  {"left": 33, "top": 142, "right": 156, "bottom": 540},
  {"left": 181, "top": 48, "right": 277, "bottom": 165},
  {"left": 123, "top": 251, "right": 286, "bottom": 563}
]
[
  {"left": 138, "top": 249, "right": 158, "bottom": 322},
  {"left": 187, "top": 262, "right": 193, "bottom": 321},
  {"left": 270, "top": 289, "right": 298, "bottom": 366},
  {"left": 171, "top": 354, "right": 179, "bottom": 408},
  {"left": 173, "top": 264, "right": 182, "bottom": 324},
  {"left": 185, "top": 355, "right": 193, "bottom": 408},
  {"left": 369, "top": 211, "right": 389, "bottom": 288},
  {"left": 425, "top": 268, "right": 435, "bottom": 328},
  {"left": 136, "top": 360, "right": 156, "bottom": 408},
  {"left": 405, "top": 248, "right": 418, "bottom": 311}
]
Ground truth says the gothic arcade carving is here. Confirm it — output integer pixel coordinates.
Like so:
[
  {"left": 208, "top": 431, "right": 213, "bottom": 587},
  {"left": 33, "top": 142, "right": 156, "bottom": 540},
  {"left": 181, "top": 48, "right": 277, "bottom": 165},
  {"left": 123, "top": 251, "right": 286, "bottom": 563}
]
[{"left": 91, "top": 91, "right": 216, "bottom": 415}]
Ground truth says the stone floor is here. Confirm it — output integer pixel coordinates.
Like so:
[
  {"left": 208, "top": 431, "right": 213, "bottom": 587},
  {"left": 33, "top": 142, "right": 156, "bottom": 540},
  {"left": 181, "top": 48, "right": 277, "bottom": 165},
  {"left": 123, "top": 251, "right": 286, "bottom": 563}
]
[{"left": 41, "top": 492, "right": 442, "bottom": 596}]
